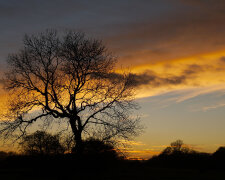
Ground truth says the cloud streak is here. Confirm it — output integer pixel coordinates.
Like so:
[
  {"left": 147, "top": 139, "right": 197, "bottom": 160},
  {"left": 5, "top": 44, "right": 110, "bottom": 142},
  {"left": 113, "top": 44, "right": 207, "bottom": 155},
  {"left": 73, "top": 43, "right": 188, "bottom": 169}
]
[
  {"left": 128, "top": 64, "right": 204, "bottom": 88},
  {"left": 202, "top": 103, "right": 225, "bottom": 112},
  {"left": 116, "top": 52, "right": 225, "bottom": 100}
]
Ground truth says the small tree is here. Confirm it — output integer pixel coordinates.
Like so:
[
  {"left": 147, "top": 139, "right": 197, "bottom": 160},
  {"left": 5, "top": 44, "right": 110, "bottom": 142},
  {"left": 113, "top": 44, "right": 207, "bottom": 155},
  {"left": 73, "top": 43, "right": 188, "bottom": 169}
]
[
  {"left": 20, "top": 131, "right": 65, "bottom": 155},
  {"left": 0, "top": 29, "right": 141, "bottom": 154}
]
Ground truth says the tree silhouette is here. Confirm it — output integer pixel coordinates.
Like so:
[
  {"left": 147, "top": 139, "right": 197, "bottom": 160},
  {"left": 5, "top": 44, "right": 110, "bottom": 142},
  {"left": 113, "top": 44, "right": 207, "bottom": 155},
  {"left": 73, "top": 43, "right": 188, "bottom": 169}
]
[
  {"left": 20, "top": 131, "right": 65, "bottom": 155},
  {"left": 161, "top": 140, "right": 195, "bottom": 155},
  {"left": 0, "top": 29, "right": 141, "bottom": 154},
  {"left": 213, "top": 146, "right": 225, "bottom": 161}
]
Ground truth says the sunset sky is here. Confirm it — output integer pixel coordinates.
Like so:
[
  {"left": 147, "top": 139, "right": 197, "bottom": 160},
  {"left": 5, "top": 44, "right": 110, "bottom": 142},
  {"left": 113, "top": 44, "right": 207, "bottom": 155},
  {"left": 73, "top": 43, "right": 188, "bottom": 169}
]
[{"left": 1, "top": 0, "right": 225, "bottom": 159}]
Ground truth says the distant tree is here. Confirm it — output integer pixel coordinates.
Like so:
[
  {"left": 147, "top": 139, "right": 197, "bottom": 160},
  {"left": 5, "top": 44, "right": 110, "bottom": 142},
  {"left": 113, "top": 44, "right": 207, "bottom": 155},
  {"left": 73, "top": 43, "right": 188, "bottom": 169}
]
[
  {"left": 0, "top": 29, "right": 141, "bottom": 154},
  {"left": 0, "top": 151, "right": 16, "bottom": 159},
  {"left": 0, "top": 151, "right": 8, "bottom": 158},
  {"left": 213, "top": 146, "right": 225, "bottom": 160},
  {"left": 214, "top": 146, "right": 225, "bottom": 155},
  {"left": 20, "top": 131, "right": 65, "bottom": 155},
  {"left": 161, "top": 140, "right": 195, "bottom": 155},
  {"left": 148, "top": 141, "right": 211, "bottom": 169}
]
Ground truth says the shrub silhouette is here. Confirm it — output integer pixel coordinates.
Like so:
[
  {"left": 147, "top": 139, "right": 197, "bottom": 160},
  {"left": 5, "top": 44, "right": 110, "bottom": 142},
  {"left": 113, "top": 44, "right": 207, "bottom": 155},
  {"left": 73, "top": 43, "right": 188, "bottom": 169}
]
[
  {"left": 146, "top": 140, "right": 212, "bottom": 168},
  {"left": 0, "top": 151, "right": 16, "bottom": 160},
  {"left": 213, "top": 146, "right": 225, "bottom": 158},
  {"left": 20, "top": 131, "right": 65, "bottom": 155},
  {"left": 213, "top": 146, "right": 225, "bottom": 167},
  {"left": 82, "top": 138, "right": 120, "bottom": 160}
]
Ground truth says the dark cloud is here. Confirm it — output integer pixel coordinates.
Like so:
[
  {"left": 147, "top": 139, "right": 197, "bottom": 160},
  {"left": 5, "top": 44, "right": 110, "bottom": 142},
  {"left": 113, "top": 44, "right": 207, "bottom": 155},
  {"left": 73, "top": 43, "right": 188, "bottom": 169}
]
[
  {"left": 220, "top": 56, "right": 225, "bottom": 63},
  {"left": 182, "top": 64, "right": 203, "bottom": 76},
  {"left": 0, "top": 79, "right": 4, "bottom": 85},
  {"left": 128, "top": 71, "right": 185, "bottom": 87},
  {"left": 102, "top": 59, "right": 225, "bottom": 89},
  {"left": 99, "top": 68, "right": 190, "bottom": 88},
  {"left": 122, "top": 64, "right": 210, "bottom": 88},
  {"left": 131, "top": 72, "right": 185, "bottom": 87}
]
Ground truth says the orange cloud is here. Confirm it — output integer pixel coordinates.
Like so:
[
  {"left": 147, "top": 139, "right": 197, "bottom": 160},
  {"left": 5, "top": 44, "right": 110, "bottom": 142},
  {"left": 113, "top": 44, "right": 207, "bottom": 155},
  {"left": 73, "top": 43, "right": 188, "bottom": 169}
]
[{"left": 117, "top": 50, "right": 225, "bottom": 99}]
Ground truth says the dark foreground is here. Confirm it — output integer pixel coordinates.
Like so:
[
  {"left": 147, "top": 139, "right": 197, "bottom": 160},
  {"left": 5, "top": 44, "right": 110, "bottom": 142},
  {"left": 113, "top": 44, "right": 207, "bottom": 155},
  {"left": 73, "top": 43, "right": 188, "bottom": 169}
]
[
  {"left": 0, "top": 154, "right": 225, "bottom": 180},
  {"left": 1, "top": 166, "right": 225, "bottom": 180}
]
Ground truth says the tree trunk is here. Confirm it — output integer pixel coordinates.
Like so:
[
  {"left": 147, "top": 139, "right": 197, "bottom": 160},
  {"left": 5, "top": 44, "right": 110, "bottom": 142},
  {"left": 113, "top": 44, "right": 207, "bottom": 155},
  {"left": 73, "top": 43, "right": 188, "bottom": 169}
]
[
  {"left": 73, "top": 131, "right": 83, "bottom": 154},
  {"left": 69, "top": 117, "right": 83, "bottom": 154}
]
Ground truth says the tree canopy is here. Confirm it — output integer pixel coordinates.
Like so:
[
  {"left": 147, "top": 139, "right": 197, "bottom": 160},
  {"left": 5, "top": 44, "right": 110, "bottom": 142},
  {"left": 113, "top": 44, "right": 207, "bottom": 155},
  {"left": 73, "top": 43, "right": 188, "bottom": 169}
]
[{"left": 0, "top": 29, "right": 141, "bottom": 153}]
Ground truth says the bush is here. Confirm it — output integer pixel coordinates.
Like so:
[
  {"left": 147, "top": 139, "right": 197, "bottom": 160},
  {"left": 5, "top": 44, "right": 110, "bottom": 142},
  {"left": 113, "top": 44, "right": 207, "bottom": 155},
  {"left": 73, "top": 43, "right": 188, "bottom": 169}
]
[{"left": 20, "top": 131, "right": 65, "bottom": 155}]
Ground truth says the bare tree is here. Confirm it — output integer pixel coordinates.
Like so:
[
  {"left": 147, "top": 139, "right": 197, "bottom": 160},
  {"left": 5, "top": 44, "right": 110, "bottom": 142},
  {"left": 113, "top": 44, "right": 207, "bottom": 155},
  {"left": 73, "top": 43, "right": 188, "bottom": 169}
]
[{"left": 0, "top": 29, "right": 141, "bottom": 154}]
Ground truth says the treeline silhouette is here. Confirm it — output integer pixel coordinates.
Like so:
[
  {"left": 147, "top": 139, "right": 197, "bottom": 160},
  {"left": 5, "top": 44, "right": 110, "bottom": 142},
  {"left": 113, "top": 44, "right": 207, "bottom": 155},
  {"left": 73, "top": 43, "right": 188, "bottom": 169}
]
[
  {"left": 0, "top": 137, "right": 225, "bottom": 179},
  {"left": 146, "top": 140, "right": 225, "bottom": 170},
  {"left": 0, "top": 131, "right": 124, "bottom": 179}
]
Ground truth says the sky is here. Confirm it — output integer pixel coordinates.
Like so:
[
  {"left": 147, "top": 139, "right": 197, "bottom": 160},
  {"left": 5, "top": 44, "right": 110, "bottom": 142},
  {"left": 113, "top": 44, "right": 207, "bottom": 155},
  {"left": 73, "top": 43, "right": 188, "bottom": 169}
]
[{"left": 1, "top": 0, "right": 225, "bottom": 159}]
